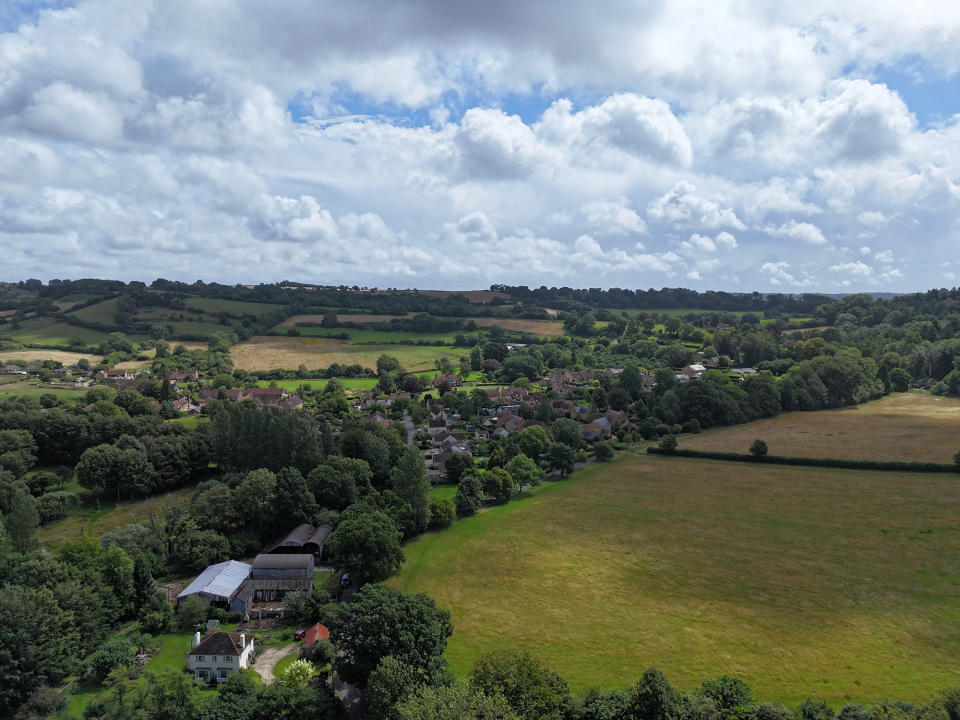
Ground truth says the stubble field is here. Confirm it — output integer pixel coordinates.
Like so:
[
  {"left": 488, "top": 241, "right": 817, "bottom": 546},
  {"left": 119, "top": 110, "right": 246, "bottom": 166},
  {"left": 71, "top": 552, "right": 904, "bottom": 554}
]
[{"left": 391, "top": 453, "right": 960, "bottom": 704}]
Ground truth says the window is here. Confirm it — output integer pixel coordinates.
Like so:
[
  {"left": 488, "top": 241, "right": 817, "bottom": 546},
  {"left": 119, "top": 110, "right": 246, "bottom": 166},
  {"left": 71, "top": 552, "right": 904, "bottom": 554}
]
[
  {"left": 196, "top": 655, "right": 205, "bottom": 662},
  {"left": 210, "top": 655, "right": 217, "bottom": 662}
]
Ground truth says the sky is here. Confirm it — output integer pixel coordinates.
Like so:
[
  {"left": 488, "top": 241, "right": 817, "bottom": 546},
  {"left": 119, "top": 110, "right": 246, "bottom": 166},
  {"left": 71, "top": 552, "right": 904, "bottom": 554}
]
[{"left": 1, "top": 1, "right": 960, "bottom": 292}]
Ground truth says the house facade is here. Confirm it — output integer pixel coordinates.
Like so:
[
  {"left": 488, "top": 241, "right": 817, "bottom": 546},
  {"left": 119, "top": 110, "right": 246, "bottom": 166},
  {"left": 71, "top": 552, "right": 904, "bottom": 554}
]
[{"left": 186, "top": 631, "right": 254, "bottom": 682}]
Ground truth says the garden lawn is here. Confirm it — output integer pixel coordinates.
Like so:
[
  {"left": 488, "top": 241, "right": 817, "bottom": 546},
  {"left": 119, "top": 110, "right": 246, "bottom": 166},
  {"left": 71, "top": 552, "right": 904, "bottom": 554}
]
[
  {"left": 680, "top": 392, "right": 960, "bottom": 465},
  {"left": 390, "top": 453, "right": 960, "bottom": 705}
]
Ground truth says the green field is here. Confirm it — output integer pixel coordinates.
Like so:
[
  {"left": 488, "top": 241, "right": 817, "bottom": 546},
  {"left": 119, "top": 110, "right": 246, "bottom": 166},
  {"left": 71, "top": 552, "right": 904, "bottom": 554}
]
[
  {"left": 68, "top": 297, "right": 120, "bottom": 325},
  {"left": 5, "top": 317, "right": 141, "bottom": 347},
  {"left": 0, "top": 381, "right": 88, "bottom": 400},
  {"left": 185, "top": 297, "right": 282, "bottom": 316},
  {"left": 275, "top": 326, "right": 475, "bottom": 344},
  {"left": 251, "top": 377, "right": 380, "bottom": 392},
  {"left": 391, "top": 453, "right": 960, "bottom": 705}
]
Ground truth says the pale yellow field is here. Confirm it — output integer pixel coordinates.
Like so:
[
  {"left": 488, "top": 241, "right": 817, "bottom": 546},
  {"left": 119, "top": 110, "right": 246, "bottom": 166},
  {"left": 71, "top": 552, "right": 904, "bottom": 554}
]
[
  {"left": 470, "top": 317, "right": 564, "bottom": 337},
  {"left": 681, "top": 392, "right": 960, "bottom": 464},
  {"left": 230, "top": 335, "right": 464, "bottom": 371},
  {"left": 0, "top": 349, "right": 103, "bottom": 365}
]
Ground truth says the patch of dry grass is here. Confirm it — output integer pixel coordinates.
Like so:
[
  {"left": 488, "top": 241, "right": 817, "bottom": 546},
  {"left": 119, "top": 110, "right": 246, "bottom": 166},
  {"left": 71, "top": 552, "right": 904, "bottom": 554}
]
[
  {"left": 470, "top": 317, "right": 565, "bottom": 337},
  {"left": 681, "top": 392, "right": 960, "bottom": 464},
  {"left": 0, "top": 349, "right": 103, "bottom": 365},
  {"left": 230, "top": 335, "right": 465, "bottom": 371},
  {"left": 279, "top": 313, "right": 414, "bottom": 326},
  {"left": 391, "top": 453, "right": 960, "bottom": 704}
]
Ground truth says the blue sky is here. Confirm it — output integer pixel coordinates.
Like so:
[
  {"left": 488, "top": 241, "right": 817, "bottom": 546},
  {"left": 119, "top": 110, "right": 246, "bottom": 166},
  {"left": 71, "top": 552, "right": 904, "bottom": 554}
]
[{"left": 1, "top": 0, "right": 959, "bottom": 291}]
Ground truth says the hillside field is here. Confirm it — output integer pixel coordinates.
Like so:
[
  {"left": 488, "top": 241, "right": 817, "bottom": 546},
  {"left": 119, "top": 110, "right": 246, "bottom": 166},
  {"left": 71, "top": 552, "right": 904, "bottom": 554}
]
[
  {"left": 390, "top": 453, "right": 960, "bottom": 704},
  {"left": 230, "top": 335, "right": 465, "bottom": 371},
  {"left": 680, "top": 392, "right": 960, "bottom": 464}
]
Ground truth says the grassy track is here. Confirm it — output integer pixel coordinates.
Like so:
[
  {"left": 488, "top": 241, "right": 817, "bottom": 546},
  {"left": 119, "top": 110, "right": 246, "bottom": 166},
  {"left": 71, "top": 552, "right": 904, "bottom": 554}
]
[
  {"left": 390, "top": 453, "right": 960, "bottom": 704},
  {"left": 681, "top": 392, "right": 960, "bottom": 464}
]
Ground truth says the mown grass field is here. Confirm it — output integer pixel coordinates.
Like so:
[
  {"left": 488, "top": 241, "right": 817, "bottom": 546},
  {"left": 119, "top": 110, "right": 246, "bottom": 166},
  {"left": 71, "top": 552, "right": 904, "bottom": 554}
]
[
  {"left": 230, "top": 336, "right": 465, "bottom": 372},
  {"left": 681, "top": 392, "right": 960, "bottom": 464},
  {"left": 390, "top": 453, "right": 960, "bottom": 704},
  {"left": 38, "top": 485, "right": 196, "bottom": 549},
  {"left": 276, "top": 326, "right": 472, "bottom": 344},
  {"left": 470, "top": 317, "right": 565, "bottom": 337},
  {"left": 0, "top": 381, "right": 89, "bottom": 400},
  {"left": 184, "top": 297, "right": 282, "bottom": 316}
]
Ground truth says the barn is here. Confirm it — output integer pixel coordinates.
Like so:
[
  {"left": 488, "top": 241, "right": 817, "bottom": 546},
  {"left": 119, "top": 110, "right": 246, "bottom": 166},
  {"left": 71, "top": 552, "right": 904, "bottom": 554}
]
[
  {"left": 176, "top": 560, "right": 252, "bottom": 609},
  {"left": 262, "top": 523, "right": 332, "bottom": 559}
]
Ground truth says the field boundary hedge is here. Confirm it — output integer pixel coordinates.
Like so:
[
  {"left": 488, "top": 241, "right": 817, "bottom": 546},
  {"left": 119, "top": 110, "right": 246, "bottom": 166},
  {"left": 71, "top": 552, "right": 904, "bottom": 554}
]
[{"left": 647, "top": 446, "right": 960, "bottom": 473}]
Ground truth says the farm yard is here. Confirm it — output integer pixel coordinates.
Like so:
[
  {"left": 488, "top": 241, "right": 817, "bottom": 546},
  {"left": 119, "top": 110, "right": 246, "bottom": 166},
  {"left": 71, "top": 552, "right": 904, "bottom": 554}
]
[
  {"left": 391, "top": 452, "right": 960, "bottom": 704},
  {"left": 230, "top": 335, "right": 466, "bottom": 371},
  {"left": 680, "top": 392, "right": 960, "bottom": 464}
]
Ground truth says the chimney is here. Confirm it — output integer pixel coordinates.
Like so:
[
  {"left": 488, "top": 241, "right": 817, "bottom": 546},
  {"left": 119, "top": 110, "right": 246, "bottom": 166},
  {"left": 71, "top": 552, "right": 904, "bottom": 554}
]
[
  {"left": 239, "top": 634, "right": 245, "bottom": 648},
  {"left": 193, "top": 632, "right": 200, "bottom": 648}
]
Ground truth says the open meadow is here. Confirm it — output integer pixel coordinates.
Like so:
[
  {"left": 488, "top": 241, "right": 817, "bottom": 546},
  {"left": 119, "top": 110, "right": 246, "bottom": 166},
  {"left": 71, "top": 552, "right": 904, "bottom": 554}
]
[
  {"left": 4, "top": 317, "right": 144, "bottom": 348},
  {"left": 681, "top": 392, "right": 960, "bottom": 464},
  {"left": 391, "top": 453, "right": 960, "bottom": 704},
  {"left": 230, "top": 335, "right": 465, "bottom": 371}
]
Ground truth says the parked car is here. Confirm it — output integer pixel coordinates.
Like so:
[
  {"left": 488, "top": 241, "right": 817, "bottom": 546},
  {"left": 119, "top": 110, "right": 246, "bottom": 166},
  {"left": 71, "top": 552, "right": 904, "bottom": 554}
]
[
  {"left": 294, "top": 628, "right": 306, "bottom": 640},
  {"left": 340, "top": 572, "right": 351, "bottom": 588}
]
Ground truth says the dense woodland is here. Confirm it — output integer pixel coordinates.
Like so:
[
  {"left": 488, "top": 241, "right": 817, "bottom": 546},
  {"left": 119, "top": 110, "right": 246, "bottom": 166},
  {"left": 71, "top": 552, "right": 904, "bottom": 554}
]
[{"left": 1, "top": 280, "right": 960, "bottom": 718}]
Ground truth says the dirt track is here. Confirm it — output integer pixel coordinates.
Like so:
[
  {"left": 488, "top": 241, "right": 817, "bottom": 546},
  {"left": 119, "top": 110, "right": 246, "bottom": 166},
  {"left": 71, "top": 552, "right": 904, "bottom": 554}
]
[{"left": 252, "top": 643, "right": 297, "bottom": 684}]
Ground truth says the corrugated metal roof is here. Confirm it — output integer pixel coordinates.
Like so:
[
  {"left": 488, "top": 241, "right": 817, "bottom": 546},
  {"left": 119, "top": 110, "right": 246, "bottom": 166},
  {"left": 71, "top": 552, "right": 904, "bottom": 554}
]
[{"left": 177, "top": 560, "right": 252, "bottom": 600}]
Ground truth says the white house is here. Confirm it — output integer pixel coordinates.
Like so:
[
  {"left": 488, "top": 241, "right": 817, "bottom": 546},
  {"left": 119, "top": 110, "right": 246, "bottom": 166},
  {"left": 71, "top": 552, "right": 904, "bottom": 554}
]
[{"left": 186, "top": 631, "right": 254, "bottom": 683}]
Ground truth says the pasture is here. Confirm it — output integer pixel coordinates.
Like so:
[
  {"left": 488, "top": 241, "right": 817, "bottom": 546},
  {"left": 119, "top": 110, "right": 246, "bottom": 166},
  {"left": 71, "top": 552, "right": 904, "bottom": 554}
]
[
  {"left": 5, "top": 317, "right": 136, "bottom": 347},
  {"left": 0, "top": 381, "right": 88, "bottom": 400},
  {"left": 391, "top": 453, "right": 960, "bottom": 704},
  {"left": 681, "top": 392, "right": 960, "bottom": 464},
  {"left": 184, "top": 297, "right": 281, "bottom": 316},
  {"left": 230, "top": 336, "right": 465, "bottom": 372},
  {"left": 470, "top": 317, "right": 565, "bottom": 337},
  {"left": 278, "top": 313, "right": 414, "bottom": 326}
]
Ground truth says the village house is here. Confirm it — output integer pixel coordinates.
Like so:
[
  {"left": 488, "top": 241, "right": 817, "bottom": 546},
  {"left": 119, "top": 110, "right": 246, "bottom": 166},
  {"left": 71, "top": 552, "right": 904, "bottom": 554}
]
[
  {"left": 170, "top": 369, "right": 199, "bottom": 382},
  {"left": 681, "top": 364, "right": 707, "bottom": 379},
  {"left": 582, "top": 416, "right": 612, "bottom": 441},
  {"left": 432, "top": 373, "right": 461, "bottom": 388},
  {"left": 186, "top": 631, "right": 254, "bottom": 683},
  {"left": 96, "top": 369, "right": 133, "bottom": 380},
  {"left": 367, "top": 411, "right": 391, "bottom": 429}
]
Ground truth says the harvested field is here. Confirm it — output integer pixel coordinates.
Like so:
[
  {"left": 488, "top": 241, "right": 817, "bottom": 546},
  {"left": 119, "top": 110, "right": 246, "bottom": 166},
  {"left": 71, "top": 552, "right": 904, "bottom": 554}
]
[
  {"left": 391, "top": 453, "right": 960, "bottom": 704},
  {"left": 681, "top": 392, "right": 960, "bottom": 464},
  {"left": 471, "top": 317, "right": 564, "bottom": 336},
  {"left": 0, "top": 349, "right": 102, "bottom": 365},
  {"left": 230, "top": 335, "right": 465, "bottom": 372}
]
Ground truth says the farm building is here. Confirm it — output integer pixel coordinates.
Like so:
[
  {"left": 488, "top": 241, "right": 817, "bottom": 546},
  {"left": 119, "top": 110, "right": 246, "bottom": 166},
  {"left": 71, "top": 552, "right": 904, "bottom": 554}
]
[
  {"left": 299, "top": 623, "right": 330, "bottom": 659},
  {"left": 176, "top": 560, "right": 252, "bottom": 610},
  {"left": 263, "top": 523, "right": 332, "bottom": 559},
  {"left": 230, "top": 553, "right": 316, "bottom": 609}
]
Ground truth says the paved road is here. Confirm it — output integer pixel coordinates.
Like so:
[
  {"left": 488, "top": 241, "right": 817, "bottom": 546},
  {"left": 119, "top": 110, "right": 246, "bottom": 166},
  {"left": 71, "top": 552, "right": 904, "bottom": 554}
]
[{"left": 402, "top": 412, "right": 415, "bottom": 445}]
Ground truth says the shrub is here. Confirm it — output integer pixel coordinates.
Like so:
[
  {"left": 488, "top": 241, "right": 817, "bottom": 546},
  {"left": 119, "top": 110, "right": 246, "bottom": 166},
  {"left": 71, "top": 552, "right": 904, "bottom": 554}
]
[
  {"left": 428, "top": 496, "right": 455, "bottom": 530},
  {"left": 682, "top": 418, "right": 702, "bottom": 434},
  {"left": 35, "top": 491, "right": 79, "bottom": 524},
  {"left": 88, "top": 639, "right": 134, "bottom": 680},
  {"left": 749, "top": 439, "right": 769, "bottom": 457},
  {"left": 593, "top": 441, "right": 615, "bottom": 461},
  {"left": 657, "top": 435, "right": 678, "bottom": 454}
]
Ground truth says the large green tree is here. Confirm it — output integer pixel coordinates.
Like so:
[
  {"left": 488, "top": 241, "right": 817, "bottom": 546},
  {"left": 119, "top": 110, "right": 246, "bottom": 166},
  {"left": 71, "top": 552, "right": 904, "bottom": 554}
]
[
  {"left": 329, "top": 584, "right": 452, "bottom": 686},
  {"left": 390, "top": 447, "right": 430, "bottom": 534},
  {"left": 325, "top": 510, "right": 403, "bottom": 583}
]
